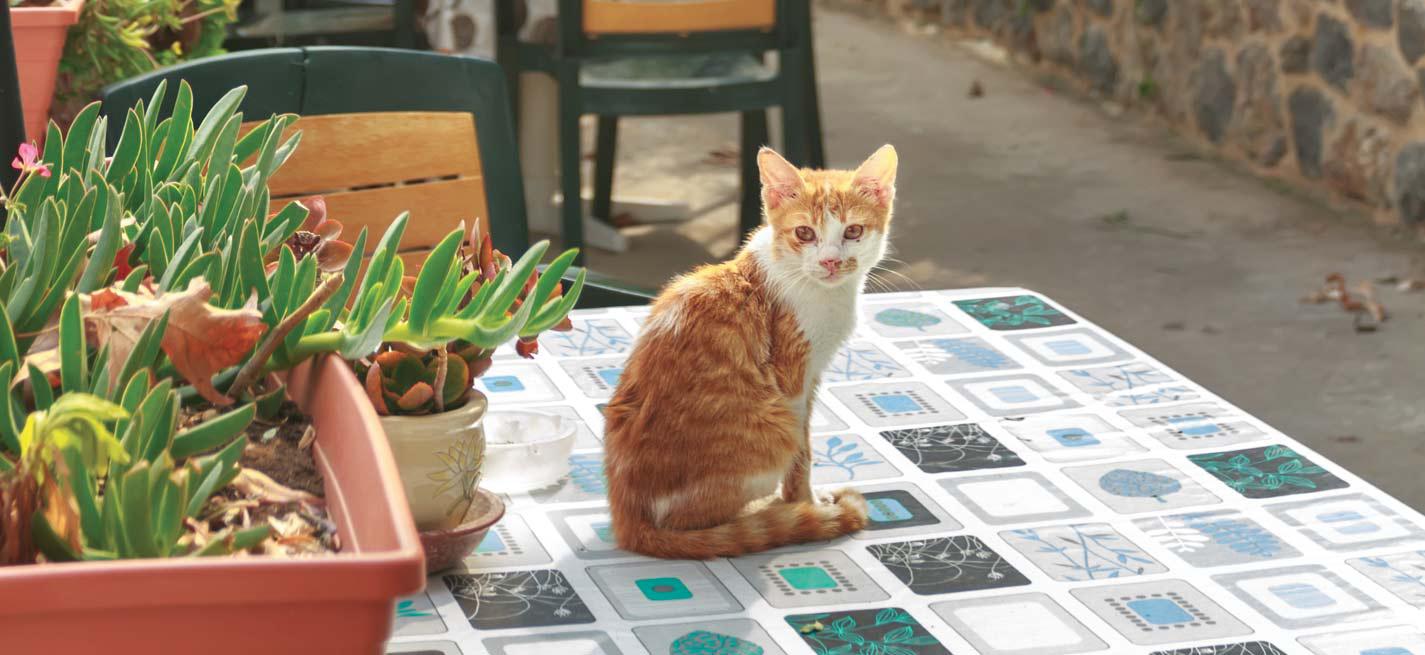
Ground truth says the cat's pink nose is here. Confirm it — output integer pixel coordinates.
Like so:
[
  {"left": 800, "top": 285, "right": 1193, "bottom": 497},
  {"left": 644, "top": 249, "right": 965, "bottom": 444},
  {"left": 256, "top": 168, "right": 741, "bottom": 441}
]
[{"left": 819, "top": 258, "right": 842, "bottom": 275}]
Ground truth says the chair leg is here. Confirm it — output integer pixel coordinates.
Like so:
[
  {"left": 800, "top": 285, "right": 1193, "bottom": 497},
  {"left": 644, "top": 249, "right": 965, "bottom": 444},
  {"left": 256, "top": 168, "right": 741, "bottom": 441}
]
[
  {"left": 592, "top": 115, "right": 618, "bottom": 224},
  {"left": 557, "top": 64, "right": 586, "bottom": 265},
  {"left": 739, "top": 110, "right": 769, "bottom": 239},
  {"left": 781, "top": 47, "right": 811, "bottom": 168},
  {"left": 494, "top": 2, "right": 521, "bottom": 133},
  {"left": 393, "top": 0, "right": 416, "bottom": 48},
  {"left": 803, "top": 4, "right": 826, "bottom": 169}
]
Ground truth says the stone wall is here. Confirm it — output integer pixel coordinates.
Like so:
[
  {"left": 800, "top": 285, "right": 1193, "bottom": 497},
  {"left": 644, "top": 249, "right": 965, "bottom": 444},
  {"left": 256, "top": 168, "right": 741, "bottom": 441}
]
[{"left": 867, "top": 0, "right": 1425, "bottom": 227}]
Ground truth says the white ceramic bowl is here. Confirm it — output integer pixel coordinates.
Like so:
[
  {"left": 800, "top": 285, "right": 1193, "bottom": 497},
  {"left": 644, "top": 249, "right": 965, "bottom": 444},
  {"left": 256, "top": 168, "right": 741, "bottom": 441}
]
[{"left": 480, "top": 410, "right": 577, "bottom": 493}]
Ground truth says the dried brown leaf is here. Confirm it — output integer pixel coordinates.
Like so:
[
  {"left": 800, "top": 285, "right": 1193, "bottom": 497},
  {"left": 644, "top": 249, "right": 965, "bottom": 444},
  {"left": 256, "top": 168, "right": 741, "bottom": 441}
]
[
  {"left": 84, "top": 279, "right": 266, "bottom": 405},
  {"left": 298, "top": 425, "right": 317, "bottom": 452},
  {"left": 231, "top": 468, "right": 323, "bottom": 506}
]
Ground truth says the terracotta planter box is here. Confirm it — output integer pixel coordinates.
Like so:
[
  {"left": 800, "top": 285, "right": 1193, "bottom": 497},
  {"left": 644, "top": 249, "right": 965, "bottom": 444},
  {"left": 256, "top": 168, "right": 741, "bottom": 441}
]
[
  {"left": 10, "top": 0, "right": 83, "bottom": 140},
  {"left": 0, "top": 354, "right": 425, "bottom": 654}
]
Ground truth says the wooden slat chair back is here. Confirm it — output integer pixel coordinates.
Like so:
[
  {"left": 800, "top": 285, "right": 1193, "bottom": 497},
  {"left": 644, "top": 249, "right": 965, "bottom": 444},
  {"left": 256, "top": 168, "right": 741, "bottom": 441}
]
[
  {"left": 101, "top": 46, "right": 657, "bottom": 306},
  {"left": 246, "top": 111, "right": 489, "bottom": 266},
  {"left": 582, "top": 0, "right": 776, "bottom": 36}
]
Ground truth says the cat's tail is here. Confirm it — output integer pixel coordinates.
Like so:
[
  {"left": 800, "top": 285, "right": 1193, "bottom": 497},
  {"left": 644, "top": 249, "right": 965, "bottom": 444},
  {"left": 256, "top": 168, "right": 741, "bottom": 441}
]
[{"left": 614, "top": 489, "right": 870, "bottom": 560}]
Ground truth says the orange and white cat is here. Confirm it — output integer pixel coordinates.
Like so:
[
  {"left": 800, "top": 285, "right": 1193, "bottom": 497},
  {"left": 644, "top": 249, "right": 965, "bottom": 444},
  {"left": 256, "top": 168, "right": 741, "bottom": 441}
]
[{"left": 604, "top": 145, "right": 898, "bottom": 559}]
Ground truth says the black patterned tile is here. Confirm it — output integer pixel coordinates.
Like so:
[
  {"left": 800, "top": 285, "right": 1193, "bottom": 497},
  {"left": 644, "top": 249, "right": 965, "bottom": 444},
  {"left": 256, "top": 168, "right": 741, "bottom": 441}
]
[
  {"left": 879, "top": 424, "right": 1024, "bottom": 474},
  {"left": 868, "top": 536, "right": 1030, "bottom": 595}
]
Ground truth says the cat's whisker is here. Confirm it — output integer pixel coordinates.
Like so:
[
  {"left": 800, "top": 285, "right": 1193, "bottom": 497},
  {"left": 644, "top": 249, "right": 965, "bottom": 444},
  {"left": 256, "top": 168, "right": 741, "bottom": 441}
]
[{"left": 872, "top": 265, "right": 920, "bottom": 290}]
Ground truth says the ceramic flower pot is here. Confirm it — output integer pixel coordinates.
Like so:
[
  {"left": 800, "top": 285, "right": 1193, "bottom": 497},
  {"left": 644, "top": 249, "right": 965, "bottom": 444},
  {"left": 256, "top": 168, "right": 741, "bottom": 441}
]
[
  {"left": 0, "top": 354, "right": 425, "bottom": 654},
  {"left": 380, "top": 391, "right": 488, "bottom": 531},
  {"left": 418, "top": 487, "right": 504, "bottom": 573},
  {"left": 11, "top": 0, "right": 83, "bottom": 141}
]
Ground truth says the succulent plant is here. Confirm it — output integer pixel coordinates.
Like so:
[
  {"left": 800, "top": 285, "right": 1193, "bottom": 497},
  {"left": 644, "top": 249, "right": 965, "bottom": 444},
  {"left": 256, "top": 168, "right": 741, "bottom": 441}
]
[
  {"left": 351, "top": 220, "right": 575, "bottom": 417},
  {"left": 359, "top": 346, "right": 474, "bottom": 416}
]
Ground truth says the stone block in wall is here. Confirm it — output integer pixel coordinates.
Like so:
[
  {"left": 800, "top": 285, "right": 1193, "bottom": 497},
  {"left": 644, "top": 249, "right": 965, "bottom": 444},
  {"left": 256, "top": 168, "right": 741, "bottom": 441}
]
[
  {"left": 1203, "top": 0, "right": 1247, "bottom": 40},
  {"left": 942, "top": 0, "right": 968, "bottom": 26},
  {"left": 1082, "top": 0, "right": 1111, "bottom": 17},
  {"left": 1289, "top": 86, "right": 1336, "bottom": 177},
  {"left": 1041, "top": 4, "right": 1079, "bottom": 65},
  {"left": 1235, "top": 43, "right": 1289, "bottom": 165},
  {"left": 1345, "top": 0, "right": 1392, "bottom": 28},
  {"left": 1324, "top": 118, "right": 1393, "bottom": 203},
  {"left": 1136, "top": 0, "right": 1167, "bottom": 28},
  {"left": 972, "top": 0, "right": 1010, "bottom": 30},
  {"left": 1195, "top": 49, "right": 1238, "bottom": 143},
  {"left": 1312, "top": 14, "right": 1357, "bottom": 90},
  {"left": 1245, "top": 0, "right": 1283, "bottom": 33},
  {"left": 1078, "top": 25, "right": 1119, "bottom": 94},
  {"left": 1400, "top": 0, "right": 1425, "bottom": 64},
  {"left": 1356, "top": 44, "right": 1419, "bottom": 124},
  {"left": 1396, "top": 143, "right": 1425, "bottom": 224},
  {"left": 1170, "top": 0, "right": 1205, "bottom": 60},
  {"left": 1281, "top": 35, "right": 1312, "bottom": 73}
]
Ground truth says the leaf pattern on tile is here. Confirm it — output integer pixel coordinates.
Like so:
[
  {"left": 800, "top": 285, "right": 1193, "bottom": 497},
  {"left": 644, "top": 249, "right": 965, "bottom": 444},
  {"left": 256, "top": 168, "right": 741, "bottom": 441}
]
[
  {"left": 869, "top": 536, "right": 1030, "bottom": 595},
  {"left": 1150, "top": 642, "right": 1290, "bottom": 655},
  {"left": 1140, "top": 518, "right": 1213, "bottom": 554},
  {"left": 1189, "top": 445, "right": 1347, "bottom": 498},
  {"left": 879, "top": 423, "right": 1024, "bottom": 473},
  {"left": 787, "top": 608, "right": 949, "bottom": 655},
  {"left": 953, "top": 295, "right": 1075, "bottom": 330},
  {"left": 444, "top": 570, "right": 594, "bottom": 629},
  {"left": 874, "top": 308, "right": 943, "bottom": 331},
  {"left": 1099, "top": 469, "right": 1182, "bottom": 502},
  {"left": 825, "top": 343, "right": 909, "bottom": 382},
  {"left": 1005, "top": 523, "right": 1164, "bottom": 581},
  {"left": 813, "top": 435, "right": 885, "bottom": 480},
  {"left": 1352, "top": 551, "right": 1425, "bottom": 607}
]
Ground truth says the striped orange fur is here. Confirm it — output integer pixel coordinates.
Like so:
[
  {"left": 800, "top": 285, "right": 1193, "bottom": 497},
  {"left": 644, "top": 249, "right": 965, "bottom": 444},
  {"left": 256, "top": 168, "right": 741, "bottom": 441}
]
[{"left": 604, "top": 145, "right": 898, "bottom": 559}]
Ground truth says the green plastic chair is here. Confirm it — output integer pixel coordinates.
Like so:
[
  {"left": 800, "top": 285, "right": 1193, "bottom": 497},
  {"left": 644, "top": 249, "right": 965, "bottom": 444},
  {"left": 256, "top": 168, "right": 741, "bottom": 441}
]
[
  {"left": 99, "top": 46, "right": 653, "bottom": 307},
  {"left": 495, "top": 0, "right": 826, "bottom": 265},
  {"left": 228, "top": 0, "right": 420, "bottom": 49}
]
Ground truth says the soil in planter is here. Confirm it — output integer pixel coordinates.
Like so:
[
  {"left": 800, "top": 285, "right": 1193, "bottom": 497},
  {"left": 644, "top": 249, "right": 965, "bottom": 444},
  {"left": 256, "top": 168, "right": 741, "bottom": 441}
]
[
  {"left": 179, "top": 399, "right": 340, "bottom": 556},
  {"left": 240, "top": 400, "right": 325, "bottom": 497}
]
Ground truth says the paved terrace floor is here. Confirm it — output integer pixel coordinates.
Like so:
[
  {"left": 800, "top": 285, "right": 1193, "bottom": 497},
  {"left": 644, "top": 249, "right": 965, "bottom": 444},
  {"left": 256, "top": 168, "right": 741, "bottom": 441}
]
[{"left": 548, "top": 5, "right": 1425, "bottom": 510}]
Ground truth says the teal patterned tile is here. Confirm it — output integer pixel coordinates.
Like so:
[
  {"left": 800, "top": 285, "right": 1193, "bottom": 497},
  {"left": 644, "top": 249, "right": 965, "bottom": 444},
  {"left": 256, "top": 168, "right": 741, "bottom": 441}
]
[
  {"left": 862, "top": 301, "right": 969, "bottom": 338},
  {"left": 953, "top": 295, "right": 1076, "bottom": 331},
  {"left": 1189, "top": 445, "right": 1348, "bottom": 499},
  {"left": 635, "top": 620, "right": 785, "bottom": 655},
  {"left": 786, "top": 608, "right": 950, "bottom": 655}
]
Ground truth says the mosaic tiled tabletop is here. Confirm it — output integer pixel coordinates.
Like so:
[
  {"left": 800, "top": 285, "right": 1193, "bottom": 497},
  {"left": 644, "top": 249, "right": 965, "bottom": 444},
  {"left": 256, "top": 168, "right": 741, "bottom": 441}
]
[{"left": 386, "top": 288, "right": 1425, "bottom": 655}]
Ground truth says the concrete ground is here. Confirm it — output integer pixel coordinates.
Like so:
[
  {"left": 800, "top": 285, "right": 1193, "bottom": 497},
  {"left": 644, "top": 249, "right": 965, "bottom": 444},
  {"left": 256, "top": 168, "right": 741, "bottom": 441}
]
[{"left": 555, "top": 6, "right": 1425, "bottom": 510}]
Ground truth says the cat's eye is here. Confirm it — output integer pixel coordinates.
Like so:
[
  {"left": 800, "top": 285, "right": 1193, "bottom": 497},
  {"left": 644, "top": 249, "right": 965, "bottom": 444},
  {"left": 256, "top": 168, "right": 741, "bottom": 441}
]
[
  {"left": 795, "top": 226, "right": 816, "bottom": 242},
  {"left": 843, "top": 225, "right": 864, "bottom": 240}
]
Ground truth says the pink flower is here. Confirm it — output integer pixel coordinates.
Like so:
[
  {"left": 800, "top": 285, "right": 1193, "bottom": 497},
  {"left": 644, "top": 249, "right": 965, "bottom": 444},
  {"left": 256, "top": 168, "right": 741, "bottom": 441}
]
[{"left": 10, "top": 142, "right": 51, "bottom": 178}]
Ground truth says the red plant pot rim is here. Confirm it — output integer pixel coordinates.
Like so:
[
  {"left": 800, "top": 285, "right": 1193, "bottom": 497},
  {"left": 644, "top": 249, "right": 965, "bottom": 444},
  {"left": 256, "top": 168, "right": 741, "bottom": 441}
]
[
  {"left": 10, "top": 0, "right": 83, "bottom": 26},
  {"left": 0, "top": 354, "right": 424, "bottom": 620}
]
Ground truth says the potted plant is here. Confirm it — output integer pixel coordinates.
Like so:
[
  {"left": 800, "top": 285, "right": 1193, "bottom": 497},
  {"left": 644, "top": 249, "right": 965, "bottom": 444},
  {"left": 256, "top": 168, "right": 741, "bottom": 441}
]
[
  {"left": 349, "top": 220, "right": 579, "bottom": 571},
  {"left": 52, "top": 0, "right": 240, "bottom": 126},
  {"left": 0, "top": 81, "right": 582, "bottom": 651},
  {"left": 9, "top": 0, "right": 85, "bottom": 139}
]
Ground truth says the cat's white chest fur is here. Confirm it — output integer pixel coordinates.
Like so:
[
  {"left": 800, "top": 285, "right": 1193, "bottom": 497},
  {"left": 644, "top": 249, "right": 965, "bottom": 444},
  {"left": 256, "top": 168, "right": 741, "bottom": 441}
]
[
  {"left": 781, "top": 287, "right": 858, "bottom": 430},
  {"left": 783, "top": 287, "right": 858, "bottom": 385}
]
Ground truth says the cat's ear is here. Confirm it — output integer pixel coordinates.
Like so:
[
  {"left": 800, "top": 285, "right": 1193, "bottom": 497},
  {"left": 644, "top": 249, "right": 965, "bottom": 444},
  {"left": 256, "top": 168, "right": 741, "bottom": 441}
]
[
  {"left": 758, "top": 147, "right": 802, "bottom": 210},
  {"left": 852, "top": 145, "right": 898, "bottom": 208}
]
